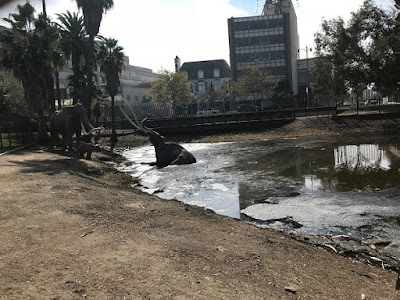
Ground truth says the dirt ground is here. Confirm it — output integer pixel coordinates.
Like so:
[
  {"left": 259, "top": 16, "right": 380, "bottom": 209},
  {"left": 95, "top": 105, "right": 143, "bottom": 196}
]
[{"left": 1, "top": 116, "right": 400, "bottom": 299}]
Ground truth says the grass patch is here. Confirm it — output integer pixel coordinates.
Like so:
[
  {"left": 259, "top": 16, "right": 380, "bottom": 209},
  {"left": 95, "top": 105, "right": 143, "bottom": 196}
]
[{"left": 1, "top": 132, "right": 35, "bottom": 150}]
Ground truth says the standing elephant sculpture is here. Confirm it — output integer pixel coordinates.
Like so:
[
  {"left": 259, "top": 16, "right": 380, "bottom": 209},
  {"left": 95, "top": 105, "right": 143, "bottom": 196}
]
[
  {"left": 118, "top": 99, "right": 196, "bottom": 168},
  {"left": 49, "top": 103, "right": 103, "bottom": 153}
]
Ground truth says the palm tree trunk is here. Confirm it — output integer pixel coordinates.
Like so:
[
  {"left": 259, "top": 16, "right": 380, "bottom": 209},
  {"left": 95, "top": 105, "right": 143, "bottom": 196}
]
[
  {"left": 55, "top": 71, "right": 61, "bottom": 110},
  {"left": 111, "top": 95, "right": 115, "bottom": 132},
  {"left": 42, "top": 0, "right": 47, "bottom": 17},
  {"left": 85, "top": 34, "right": 95, "bottom": 120},
  {"left": 37, "top": 110, "right": 49, "bottom": 145},
  {"left": 110, "top": 94, "right": 118, "bottom": 151}
]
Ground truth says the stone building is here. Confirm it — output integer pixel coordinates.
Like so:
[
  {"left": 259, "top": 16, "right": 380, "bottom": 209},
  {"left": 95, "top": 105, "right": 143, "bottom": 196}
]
[{"left": 179, "top": 59, "right": 231, "bottom": 102}]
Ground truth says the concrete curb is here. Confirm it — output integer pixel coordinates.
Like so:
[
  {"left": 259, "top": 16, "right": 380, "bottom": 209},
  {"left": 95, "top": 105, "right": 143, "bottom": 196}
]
[{"left": 0, "top": 143, "right": 36, "bottom": 156}]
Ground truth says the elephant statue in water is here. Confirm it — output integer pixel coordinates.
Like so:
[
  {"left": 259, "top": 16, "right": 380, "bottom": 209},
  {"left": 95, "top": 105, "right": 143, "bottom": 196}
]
[
  {"left": 118, "top": 99, "right": 196, "bottom": 168},
  {"left": 147, "top": 130, "right": 196, "bottom": 168},
  {"left": 49, "top": 103, "right": 102, "bottom": 153}
]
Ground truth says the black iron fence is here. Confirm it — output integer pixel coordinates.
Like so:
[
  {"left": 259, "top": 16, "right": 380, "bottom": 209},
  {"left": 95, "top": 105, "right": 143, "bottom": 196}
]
[{"left": 0, "top": 115, "right": 35, "bottom": 153}]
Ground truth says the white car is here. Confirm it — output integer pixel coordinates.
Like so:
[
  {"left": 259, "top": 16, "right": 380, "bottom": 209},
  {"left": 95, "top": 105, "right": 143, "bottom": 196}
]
[{"left": 197, "top": 108, "right": 221, "bottom": 116}]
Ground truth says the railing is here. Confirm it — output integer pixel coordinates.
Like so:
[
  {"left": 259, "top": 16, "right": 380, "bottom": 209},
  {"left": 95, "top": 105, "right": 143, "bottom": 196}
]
[
  {"left": 0, "top": 115, "right": 35, "bottom": 153},
  {"left": 95, "top": 106, "right": 339, "bottom": 134}
]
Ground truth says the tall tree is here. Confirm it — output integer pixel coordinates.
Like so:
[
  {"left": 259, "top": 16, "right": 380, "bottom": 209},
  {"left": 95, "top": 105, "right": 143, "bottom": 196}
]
[
  {"left": 314, "top": 0, "right": 392, "bottom": 107},
  {"left": 147, "top": 70, "right": 194, "bottom": 107},
  {"left": 0, "top": 70, "right": 28, "bottom": 116},
  {"left": 75, "top": 0, "right": 114, "bottom": 119},
  {"left": 232, "top": 63, "right": 276, "bottom": 108},
  {"left": 97, "top": 37, "right": 124, "bottom": 151},
  {"left": 0, "top": 2, "right": 61, "bottom": 142},
  {"left": 57, "top": 11, "right": 88, "bottom": 104}
]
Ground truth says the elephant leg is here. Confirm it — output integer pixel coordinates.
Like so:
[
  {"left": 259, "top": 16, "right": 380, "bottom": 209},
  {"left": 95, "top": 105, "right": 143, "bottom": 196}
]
[
  {"left": 61, "top": 135, "right": 67, "bottom": 151},
  {"left": 66, "top": 134, "right": 73, "bottom": 154},
  {"left": 85, "top": 144, "right": 94, "bottom": 160},
  {"left": 48, "top": 131, "right": 56, "bottom": 150}
]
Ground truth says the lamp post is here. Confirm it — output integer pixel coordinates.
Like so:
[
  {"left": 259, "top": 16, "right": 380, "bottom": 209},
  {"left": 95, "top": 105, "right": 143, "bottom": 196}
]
[{"left": 298, "top": 46, "right": 312, "bottom": 109}]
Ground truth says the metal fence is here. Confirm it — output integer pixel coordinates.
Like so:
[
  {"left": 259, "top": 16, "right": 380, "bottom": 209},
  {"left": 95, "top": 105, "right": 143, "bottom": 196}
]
[{"left": 0, "top": 115, "right": 34, "bottom": 153}]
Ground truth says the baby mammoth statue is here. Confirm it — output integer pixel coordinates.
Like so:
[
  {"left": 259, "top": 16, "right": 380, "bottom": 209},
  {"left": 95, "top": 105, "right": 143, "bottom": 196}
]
[
  {"left": 74, "top": 134, "right": 94, "bottom": 160},
  {"left": 75, "top": 142, "right": 94, "bottom": 160}
]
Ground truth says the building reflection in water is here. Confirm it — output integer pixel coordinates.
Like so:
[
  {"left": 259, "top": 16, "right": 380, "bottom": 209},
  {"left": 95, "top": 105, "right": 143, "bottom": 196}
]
[
  {"left": 311, "top": 143, "right": 400, "bottom": 192},
  {"left": 334, "top": 144, "right": 391, "bottom": 170}
]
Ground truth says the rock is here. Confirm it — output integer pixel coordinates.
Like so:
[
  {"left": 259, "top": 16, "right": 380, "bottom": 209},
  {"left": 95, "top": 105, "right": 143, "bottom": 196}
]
[
  {"left": 385, "top": 240, "right": 400, "bottom": 249},
  {"left": 216, "top": 246, "right": 226, "bottom": 253},
  {"left": 284, "top": 285, "right": 298, "bottom": 294},
  {"left": 286, "top": 192, "right": 300, "bottom": 197}
]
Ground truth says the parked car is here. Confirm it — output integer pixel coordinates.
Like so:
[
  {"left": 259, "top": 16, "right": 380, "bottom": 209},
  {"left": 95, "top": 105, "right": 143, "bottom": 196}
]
[
  {"left": 197, "top": 108, "right": 221, "bottom": 116},
  {"left": 237, "top": 104, "right": 260, "bottom": 112},
  {"left": 366, "top": 99, "right": 378, "bottom": 105}
]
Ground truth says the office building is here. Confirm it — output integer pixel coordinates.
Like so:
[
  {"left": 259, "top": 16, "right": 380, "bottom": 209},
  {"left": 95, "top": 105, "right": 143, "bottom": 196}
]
[{"left": 228, "top": 0, "right": 299, "bottom": 99}]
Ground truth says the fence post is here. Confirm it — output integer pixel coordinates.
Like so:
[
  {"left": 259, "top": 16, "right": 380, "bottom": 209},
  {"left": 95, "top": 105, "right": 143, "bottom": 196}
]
[
  {"left": 0, "top": 123, "right": 3, "bottom": 153},
  {"left": 7, "top": 121, "right": 12, "bottom": 150},
  {"left": 15, "top": 119, "right": 20, "bottom": 147}
]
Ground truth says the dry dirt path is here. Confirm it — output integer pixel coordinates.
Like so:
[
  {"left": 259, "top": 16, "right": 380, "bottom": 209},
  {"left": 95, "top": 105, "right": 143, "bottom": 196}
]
[{"left": 0, "top": 146, "right": 399, "bottom": 299}]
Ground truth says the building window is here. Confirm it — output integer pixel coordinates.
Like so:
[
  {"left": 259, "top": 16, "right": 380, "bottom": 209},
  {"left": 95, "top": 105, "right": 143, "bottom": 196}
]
[
  {"left": 213, "top": 68, "right": 220, "bottom": 78},
  {"left": 198, "top": 81, "right": 206, "bottom": 92},
  {"left": 198, "top": 69, "right": 204, "bottom": 79}
]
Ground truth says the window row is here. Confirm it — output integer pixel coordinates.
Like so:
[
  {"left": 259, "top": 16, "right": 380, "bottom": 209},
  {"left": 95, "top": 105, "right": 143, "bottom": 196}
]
[
  {"left": 233, "top": 34, "right": 285, "bottom": 47},
  {"left": 236, "top": 66, "right": 287, "bottom": 77},
  {"left": 191, "top": 68, "right": 221, "bottom": 79},
  {"left": 235, "top": 50, "right": 286, "bottom": 63},
  {"left": 189, "top": 79, "right": 230, "bottom": 93},
  {"left": 232, "top": 18, "right": 284, "bottom": 32}
]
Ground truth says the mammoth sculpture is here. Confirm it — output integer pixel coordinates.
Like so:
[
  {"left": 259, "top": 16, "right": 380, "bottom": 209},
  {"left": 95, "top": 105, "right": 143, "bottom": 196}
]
[
  {"left": 49, "top": 103, "right": 102, "bottom": 153},
  {"left": 118, "top": 100, "right": 196, "bottom": 168},
  {"left": 145, "top": 126, "right": 196, "bottom": 168}
]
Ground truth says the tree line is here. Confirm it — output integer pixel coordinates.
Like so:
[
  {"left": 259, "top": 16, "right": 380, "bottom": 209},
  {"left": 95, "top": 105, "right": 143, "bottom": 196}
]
[
  {"left": 0, "top": 0, "right": 124, "bottom": 142},
  {"left": 312, "top": 0, "right": 400, "bottom": 106}
]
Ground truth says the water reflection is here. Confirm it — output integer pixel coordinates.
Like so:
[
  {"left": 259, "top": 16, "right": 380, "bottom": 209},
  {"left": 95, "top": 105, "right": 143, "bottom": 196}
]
[
  {"left": 119, "top": 138, "right": 400, "bottom": 239},
  {"left": 312, "top": 144, "right": 400, "bottom": 192},
  {"left": 334, "top": 144, "right": 391, "bottom": 170}
]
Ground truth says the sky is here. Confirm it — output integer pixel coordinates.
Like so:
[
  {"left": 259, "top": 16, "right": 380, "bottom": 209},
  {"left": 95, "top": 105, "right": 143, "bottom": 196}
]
[{"left": 0, "top": 0, "right": 396, "bottom": 72}]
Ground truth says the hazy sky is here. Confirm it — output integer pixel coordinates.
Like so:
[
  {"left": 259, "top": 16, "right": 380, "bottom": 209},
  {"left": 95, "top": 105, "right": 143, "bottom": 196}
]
[{"left": 0, "top": 0, "right": 396, "bottom": 72}]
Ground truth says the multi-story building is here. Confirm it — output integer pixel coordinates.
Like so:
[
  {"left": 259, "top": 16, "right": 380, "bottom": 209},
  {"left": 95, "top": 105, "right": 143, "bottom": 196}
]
[
  {"left": 228, "top": 0, "right": 299, "bottom": 101},
  {"left": 58, "top": 56, "right": 156, "bottom": 109},
  {"left": 179, "top": 59, "right": 231, "bottom": 104},
  {"left": 297, "top": 57, "right": 316, "bottom": 106}
]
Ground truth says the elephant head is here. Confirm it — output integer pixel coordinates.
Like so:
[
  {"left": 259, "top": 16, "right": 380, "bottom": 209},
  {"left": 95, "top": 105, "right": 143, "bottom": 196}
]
[{"left": 74, "top": 103, "right": 104, "bottom": 136}]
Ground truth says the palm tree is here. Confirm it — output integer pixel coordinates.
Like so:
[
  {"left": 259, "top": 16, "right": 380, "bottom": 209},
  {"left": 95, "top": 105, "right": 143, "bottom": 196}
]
[
  {"left": 0, "top": 2, "right": 62, "bottom": 143},
  {"left": 97, "top": 37, "right": 124, "bottom": 151},
  {"left": 75, "top": 0, "right": 114, "bottom": 118},
  {"left": 57, "top": 11, "right": 88, "bottom": 104}
]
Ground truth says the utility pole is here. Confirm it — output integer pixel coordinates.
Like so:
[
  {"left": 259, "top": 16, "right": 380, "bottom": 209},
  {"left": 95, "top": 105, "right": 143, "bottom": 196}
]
[
  {"left": 298, "top": 45, "right": 312, "bottom": 109},
  {"left": 42, "top": 0, "right": 47, "bottom": 17}
]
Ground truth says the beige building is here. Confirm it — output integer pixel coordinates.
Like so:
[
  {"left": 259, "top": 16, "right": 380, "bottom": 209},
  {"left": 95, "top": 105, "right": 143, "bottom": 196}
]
[{"left": 58, "top": 55, "right": 156, "bottom": 108}]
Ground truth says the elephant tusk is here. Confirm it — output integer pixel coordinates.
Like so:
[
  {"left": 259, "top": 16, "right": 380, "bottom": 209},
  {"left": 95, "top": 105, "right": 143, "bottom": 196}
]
[
  {"left": 87, "top": 127, "right": 103, "bottom": 135},
  {"left": 117, "top": 99, "right": 149, "bottom": 134},
  {"left": 81, "top": 122, "right": 88, "bottom": 135}
]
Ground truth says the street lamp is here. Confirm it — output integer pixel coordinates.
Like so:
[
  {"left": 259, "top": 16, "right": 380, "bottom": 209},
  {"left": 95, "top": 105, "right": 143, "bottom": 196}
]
[{"left": 298, "top": 46, "right": 312, "bottom": 109}]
